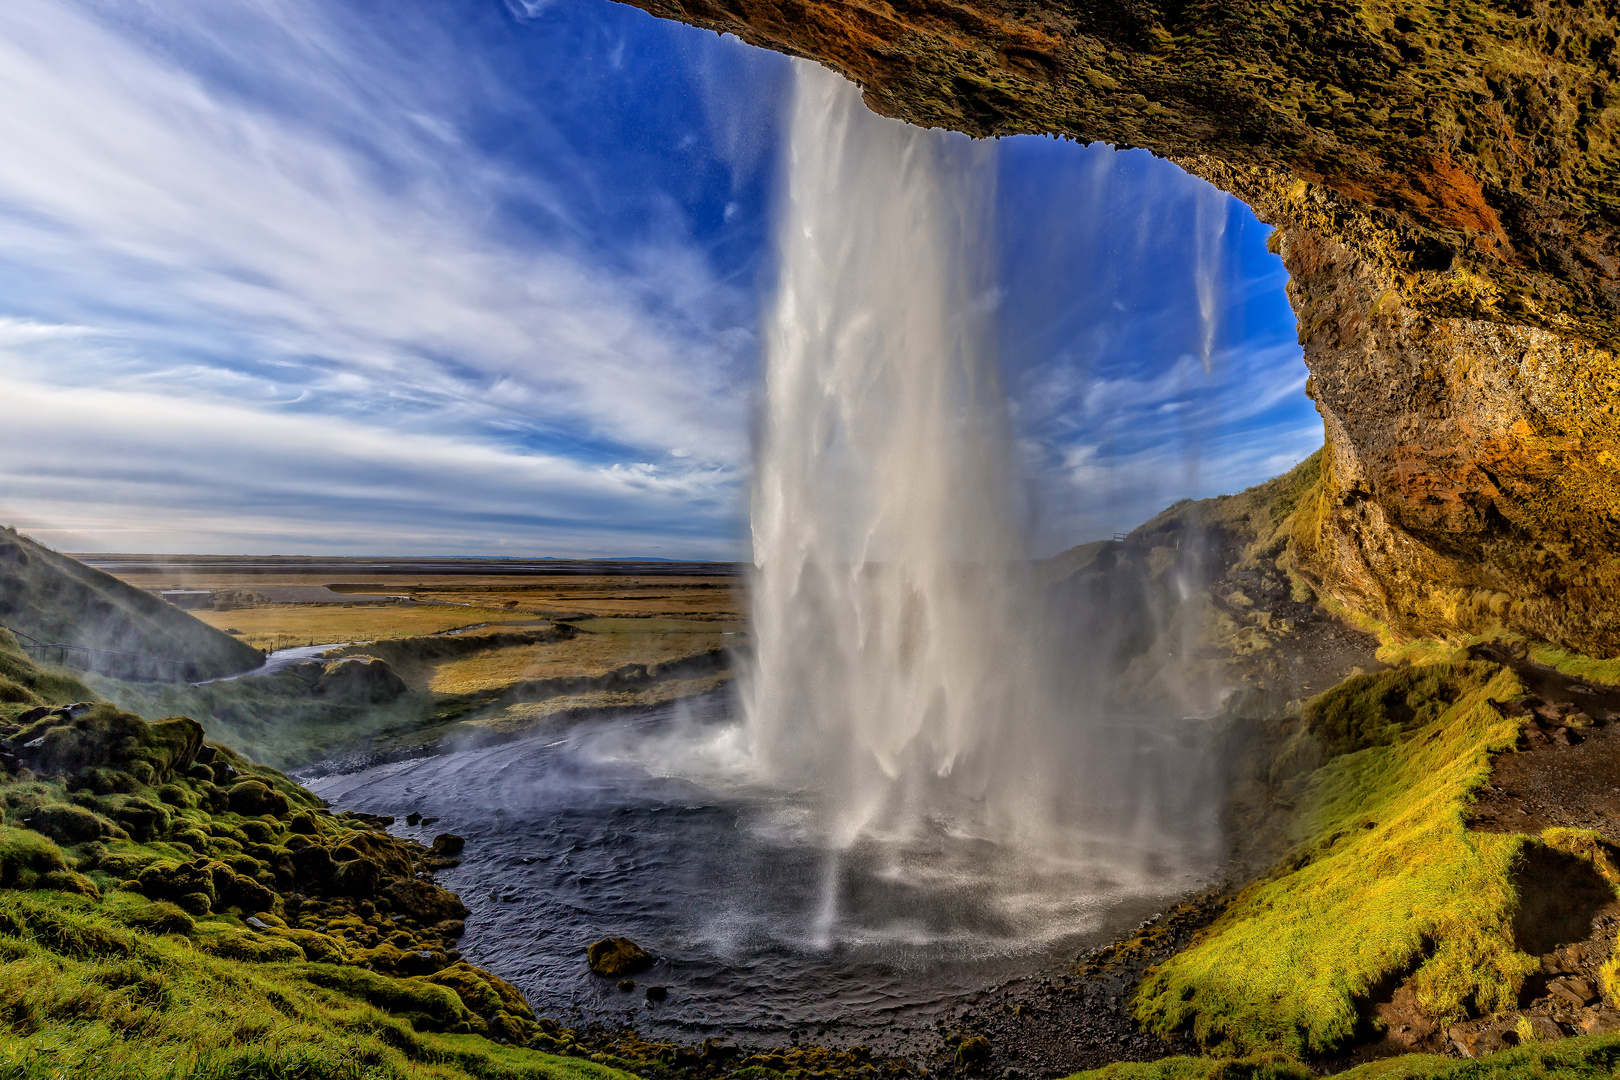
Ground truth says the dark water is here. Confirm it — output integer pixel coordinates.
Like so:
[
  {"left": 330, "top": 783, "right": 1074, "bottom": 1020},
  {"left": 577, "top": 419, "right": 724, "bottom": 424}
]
[{"left": 304, "top": 692, "right": 1216, "bottom": 1048}]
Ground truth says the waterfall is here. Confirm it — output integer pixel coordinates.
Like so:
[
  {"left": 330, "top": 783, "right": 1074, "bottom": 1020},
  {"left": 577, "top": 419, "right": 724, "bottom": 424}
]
[{"left": 745, "top": 62, "right": 1219, "bottom": 894}]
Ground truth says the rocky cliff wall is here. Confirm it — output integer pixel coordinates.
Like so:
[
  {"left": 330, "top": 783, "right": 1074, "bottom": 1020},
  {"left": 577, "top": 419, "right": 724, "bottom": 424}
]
[{"left": 618, "top": 0, "right": 1620, "bottom": 652}]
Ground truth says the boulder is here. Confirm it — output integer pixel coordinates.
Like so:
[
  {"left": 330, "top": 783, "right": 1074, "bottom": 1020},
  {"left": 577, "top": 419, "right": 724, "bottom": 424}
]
[
  {"left": 332, "top": 857, "right": 381, "bottom": 898},
  {"left": 586, "top": 936, "right": 653, "bottom": 977},
  {"left": 383, "top": 878, "right": 469, "bottom": 924},
  {"left": 22, "top": 804, "right": 110, "bottom": 844},
  {"left": 228, "top": 780, "right": 288, "bottom": 818}
]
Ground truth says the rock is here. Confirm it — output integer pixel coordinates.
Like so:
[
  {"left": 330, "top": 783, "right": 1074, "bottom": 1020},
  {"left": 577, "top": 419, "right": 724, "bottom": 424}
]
[
  {"left": 383, "top": 878, "right": 469, "bottom": 923},
  {"left": 645, "top": 984, "right": 667, "bottom": 1001},
  {"left": 701, "top": 1038, "right": 740, "bottom": 1062},
  {"left": 1448, "top": 1021, "right": 1511, "bottom": 1058},
  {"left": 1523, "top": 1015, "right": 1568, "bottom": 1042},
  {"left": 246, "top": 916, "right": 272, "bottom": 930},
  {"left": 22, "top": 804, "right": 110, "bottom": 844},
  {"left": 227, "top": 780, "right": 287, "bottom": 818},
  {"left": 332, "top": 857, "right": 381, "bottom": 898},
  {"left": 586, "top": 936, "right": 653, "bottom": 977},
  {"left": 431, "top": 834, "right": 464, "bottom": 857},
  {"left": 406, "top": 812, "right": 422, "bottom": 826},
  {"left": 955, "top": 1035, "right": 992, "bottom": 1068},
  {"left": 1548, "top": 978, "right": 1600, "bottom": 1008},
  {"left": 1580, "top": 1009, "right": 1620, "bottom": 1035},
  {"left": 617, "top": 979, "right": 636, "bottom": 992}
]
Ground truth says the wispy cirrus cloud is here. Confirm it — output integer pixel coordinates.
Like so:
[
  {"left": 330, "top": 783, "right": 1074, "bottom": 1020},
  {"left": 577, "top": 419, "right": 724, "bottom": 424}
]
[{"left": 0, "top": 0, "right": 768, "bottom": 555}]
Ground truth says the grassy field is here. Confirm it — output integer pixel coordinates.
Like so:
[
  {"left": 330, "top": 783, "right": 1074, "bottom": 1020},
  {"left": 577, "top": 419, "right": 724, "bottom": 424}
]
[
  {"left": 426, "top": 629, "right": 729, "bottom": 694},
  {"left": 192, "top": 604, "right": 542, "bottom": 652}
]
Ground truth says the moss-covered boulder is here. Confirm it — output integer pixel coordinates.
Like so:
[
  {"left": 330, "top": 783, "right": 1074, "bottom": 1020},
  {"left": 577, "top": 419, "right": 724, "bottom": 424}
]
[
  {"left": 0, "top": 824, "right": 67, "bottom": 888},
  {"left": 21, "top": 803, "right": 111, "bottom": 845},
  {"left": 586, "top": 936, "right": 653, "bottom": 978}
]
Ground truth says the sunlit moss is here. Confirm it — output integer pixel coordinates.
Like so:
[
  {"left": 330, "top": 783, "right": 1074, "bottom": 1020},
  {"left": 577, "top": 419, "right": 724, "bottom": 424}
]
[{"left": 1135, "top": 664, "right": 1536, "bottom": 1055}]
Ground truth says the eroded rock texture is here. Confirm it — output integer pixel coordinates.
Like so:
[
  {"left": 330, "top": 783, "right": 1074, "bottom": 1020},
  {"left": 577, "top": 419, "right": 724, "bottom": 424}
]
[{"left": 620, "top": 0, "right": 1620, "bottom": 651}]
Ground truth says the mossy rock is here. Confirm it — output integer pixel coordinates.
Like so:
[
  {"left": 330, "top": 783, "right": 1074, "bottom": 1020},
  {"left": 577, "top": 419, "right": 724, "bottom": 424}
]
[
  {"left": 22, "top": 803, "right": 112, "bottom": 844},
  {"left": 107, "top": 895, "right": 195, "bottom": 936},
  {"left": 227, "top": 780, "right": 288, "bottom": 818},
  {"left": 112, "top": 797, "right": 173, "bottom": 843},
  {"left": 267, "top": 926, "right": 347, "bottom": 964},
  {"left": 384, "top": 878, "right": 469, "bottom": 924},
  {"left": 12, "top": 706, "right": 203, "bottom": 782},
  {"left": 37, "top": 868, "right": 101, "bottom": 898},
  {"left": 297, "top": 963, "right": 482, "bottom": 1033},
  {"left": 197, "top": 927, "right": 305, "bottom": 963},
  {"left": 156, "top": 783, "right": 195, "bottom": 808},
  {"left": 0, "top": 823, "right": 68, "bottom": 887},
  {"left": 332, "top": 857, "right": 381, "bottom": 898},
  {"left": 425, "top": 962, "right": 535, "bottom": 1021},
  {"left": 586, "top": 936, "right": 653, "bottom": 977},
  {"left": 238, "top": 819, "right": 279, "bottom": 845}
]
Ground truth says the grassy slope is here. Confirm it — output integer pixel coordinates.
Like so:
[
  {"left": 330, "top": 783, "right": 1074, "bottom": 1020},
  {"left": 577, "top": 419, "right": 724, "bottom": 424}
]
[
  {"left": 0, "top": 529, "right": 261, "bottom": 679},
  {"left": 83, "top": 667, "right": 441, "bottom": 771},
  {"left": 0, "top": 890, "right": 630, "bottom": 1080},
  {"left": 0, "top": 629, "right": 631, "bottom": 1080},
  {"left": 1133, "top": 658, "right": 1620, "bottom": 1057},
  {"left": 1075, "top": 1037, "right": 1620, "bottom": 1080}
]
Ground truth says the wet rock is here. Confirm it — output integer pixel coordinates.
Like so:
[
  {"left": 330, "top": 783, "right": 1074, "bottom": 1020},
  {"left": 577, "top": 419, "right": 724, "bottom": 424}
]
[
  {"left": 431, "top": 834, "right": 464, "bottom": 857},
  {"left": 406, "top": 812, "right": 422, "bottom": 826},
  {"left": 645, "top": 984, "right": 667, "bottom": 1001},
  {"left": 586, "top": 936, "right": 652, "bottom": 977},
  {"left": 617, "top": 979, "right": 635, "bottom": 992}
]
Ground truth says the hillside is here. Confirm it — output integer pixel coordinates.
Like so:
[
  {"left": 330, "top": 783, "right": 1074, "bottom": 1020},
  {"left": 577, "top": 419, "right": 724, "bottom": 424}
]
[{"left": 0, "top": 529, "right": 262, "bottom": 680}]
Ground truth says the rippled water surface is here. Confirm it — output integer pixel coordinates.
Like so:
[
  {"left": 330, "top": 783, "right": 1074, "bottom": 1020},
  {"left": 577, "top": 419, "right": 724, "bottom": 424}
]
[{"left": 304, "top": 693, "right": 1215, "bottom": 1045}]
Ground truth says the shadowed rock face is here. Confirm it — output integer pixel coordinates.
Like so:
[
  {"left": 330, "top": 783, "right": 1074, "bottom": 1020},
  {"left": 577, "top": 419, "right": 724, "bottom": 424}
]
[{"left": 619, "top": 0, "right": 1620, "bottom": 652}]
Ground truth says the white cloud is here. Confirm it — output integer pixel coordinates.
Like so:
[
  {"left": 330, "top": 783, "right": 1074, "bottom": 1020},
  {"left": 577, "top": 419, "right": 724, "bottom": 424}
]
[
  {"left": 0, "top": 0, "right": 758, "bottom": 554},
  {"left": 0, "top": 358, "right": 739, "bottom": 556}
]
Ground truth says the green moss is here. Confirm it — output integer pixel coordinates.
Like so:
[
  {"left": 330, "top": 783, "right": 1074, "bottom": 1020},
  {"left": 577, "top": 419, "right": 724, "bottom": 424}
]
[
  {"left": 0, "top": 826, "right": 68, "bottom": 888},
  {"left": 1135, "top": 664, "right": 1535, "bottom": 1055},
  {"left": 1526, "top": 644, "right": 1620, "bottom": 687},
  {"left": 1069, "top": 1036, "right": 1620, "bottom": 1080},
  {"left": 0, "top": 892, "right": 635, "bottom": 1080},
  {"left": 1300, "top": 661, "right": 1497, "bottom": 759}
]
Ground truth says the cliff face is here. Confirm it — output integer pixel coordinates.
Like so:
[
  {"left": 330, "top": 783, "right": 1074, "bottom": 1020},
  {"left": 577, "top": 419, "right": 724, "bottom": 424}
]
[{"left": 619, "top": 0, "right": 1620, "bottom": 652}]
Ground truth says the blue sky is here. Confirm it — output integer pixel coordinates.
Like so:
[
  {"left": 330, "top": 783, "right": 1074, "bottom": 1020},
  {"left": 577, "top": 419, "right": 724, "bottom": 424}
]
[{"left": 0, "top": 0, "right": 1322, "bottom": 559}]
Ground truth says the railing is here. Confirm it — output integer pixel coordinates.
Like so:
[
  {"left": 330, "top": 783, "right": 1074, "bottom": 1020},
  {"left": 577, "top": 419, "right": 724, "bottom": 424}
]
[{"left": 0, "top": 623, "right": 192, "bottom": 683}]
